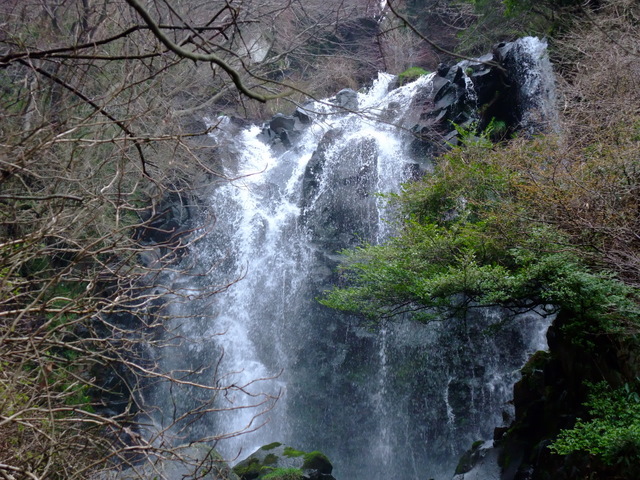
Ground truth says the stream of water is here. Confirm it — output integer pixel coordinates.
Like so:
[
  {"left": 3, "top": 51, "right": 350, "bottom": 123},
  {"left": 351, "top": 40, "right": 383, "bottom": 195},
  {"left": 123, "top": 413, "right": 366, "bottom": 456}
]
[{"left": 148, "top": 38, "right": 556, "bottom": 479}]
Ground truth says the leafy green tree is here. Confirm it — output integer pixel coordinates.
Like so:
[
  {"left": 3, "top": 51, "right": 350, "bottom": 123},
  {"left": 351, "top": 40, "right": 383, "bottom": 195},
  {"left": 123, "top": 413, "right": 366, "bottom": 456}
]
[
  {"left": 321, "top": 137, "right": 639, "bottom": 332},
  {"left": 323, "top": 3, "right": 640, "bottom": 471},
  {"left": 550, "top": 381, "right": 640, "bottom": 476}
]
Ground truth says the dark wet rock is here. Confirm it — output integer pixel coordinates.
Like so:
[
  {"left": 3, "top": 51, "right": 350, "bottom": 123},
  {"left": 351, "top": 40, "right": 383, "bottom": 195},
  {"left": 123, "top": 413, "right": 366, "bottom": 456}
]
[
  {"left": 300, "top": 128, "right": 379, "bottom": 253},
  {"left": 294, "top": 104, "right": 313, "bottom": 124},
  {"left": 407, "top": 38, "right": 555, "bottom": 158},
  {"left": 491, "top": 310, "right": 640, "bottom": 479},
  {"left": 135, "top": 190, "right": 196, "bottom": 266},
  {"left": 494, "top": 39, "right": 557, "bottom": 135},
  {"left": 453, "top": 441, "right": 501, "bottom": 480},
  {"left": 259, "top": 112, "right": 311, "bottom": 150}
]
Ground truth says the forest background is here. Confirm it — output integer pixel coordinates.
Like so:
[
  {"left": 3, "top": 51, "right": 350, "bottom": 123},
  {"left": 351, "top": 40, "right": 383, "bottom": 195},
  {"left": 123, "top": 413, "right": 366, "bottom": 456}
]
[{"left": 1, "top": 0, "right": 639, "bottom": 478}]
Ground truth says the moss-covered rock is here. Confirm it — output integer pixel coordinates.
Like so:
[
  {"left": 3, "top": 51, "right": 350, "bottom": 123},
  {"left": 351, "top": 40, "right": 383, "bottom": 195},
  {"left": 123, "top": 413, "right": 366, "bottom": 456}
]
[
  {"left": 263, "top": 454, "right": 279, "bottom": 465},
  {"left": 301, "top": 451, "right": 332, "bottom": 473},
  {"left": 495, "top": 310, "right": 640, "bottom": 479},
  {"left": 233, "top": 444, "right": 335, "bottom": 480},
  {"left": 452, "top": 440, "right": 501, "bottom": 480},
  {"left": 233, "top": 457, "right": 264, "bottom": 480},
  {"left": 398, "top": 66, "right": 430, "bottom": 86},
  {"left": 283, "top": 447, "right": 305, "bottom": 458},
  {"left": 455, "top": 440, "right": 485, "bottom": 475},
  {"left": 261, "top": 442, "right": 283, "bottom": 451},
  {"left": 262, "top": 467, "right": 304, "bottom": 480}
]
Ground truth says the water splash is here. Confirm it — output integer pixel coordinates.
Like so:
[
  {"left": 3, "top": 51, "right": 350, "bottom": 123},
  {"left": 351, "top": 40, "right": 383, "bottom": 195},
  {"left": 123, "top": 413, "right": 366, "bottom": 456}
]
[{"left": 147, "top": 38, "right": 556, "bottom": 479}]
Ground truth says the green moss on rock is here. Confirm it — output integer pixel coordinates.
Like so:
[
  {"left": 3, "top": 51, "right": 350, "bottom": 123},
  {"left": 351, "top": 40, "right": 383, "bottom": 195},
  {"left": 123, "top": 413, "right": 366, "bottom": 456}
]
[
  {"left": 233, "top": 458, "right": 262, "bottom": 479},
  {"left": 234, "top": 444, "right": 335, "bottom": 480},
  {"left": 455, "top": 441, "right": 484, "bottom": 475},
  {"left": 520, "top": 350, "right": 550, "bottom": 377},
  {"left": 261, "top": 442, "right": 282, "bottom": 451},
  {"left": 262, "top": 467, "right": 303, "bottom": 480},
  {"left": 302, "top": 451, "right": 332, "bottom": 473},
  {"left": 282, "top": 447, "right": 304, "bottom": 458},
  {"left": 398, "top": 66, "right": 430, "bottom": 85}
]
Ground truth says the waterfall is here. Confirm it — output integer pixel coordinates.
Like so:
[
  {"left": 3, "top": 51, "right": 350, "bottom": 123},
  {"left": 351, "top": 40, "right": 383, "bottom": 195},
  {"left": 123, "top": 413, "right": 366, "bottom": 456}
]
[{"left": 147, "top": 37, "right": 556, "bottom": 479}]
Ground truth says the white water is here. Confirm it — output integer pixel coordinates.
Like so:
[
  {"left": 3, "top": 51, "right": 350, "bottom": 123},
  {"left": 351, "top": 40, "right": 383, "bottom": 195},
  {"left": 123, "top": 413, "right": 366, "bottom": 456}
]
[
  {"left": 147, "top": 38, "right": 556, "bottom": 479},
  {"left": 214, "top": 72, "right": 418, "bottom": 454}
]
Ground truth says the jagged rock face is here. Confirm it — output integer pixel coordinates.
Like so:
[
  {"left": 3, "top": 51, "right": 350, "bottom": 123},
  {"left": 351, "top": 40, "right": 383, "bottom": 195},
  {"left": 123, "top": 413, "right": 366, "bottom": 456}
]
[
  {"left": 408, "top": 37, "right": 555, "bottom": 157},
  {"left": 137, "top": 37, "right": 557, "bottom": 480},
  {"left": 258, "top": 112, "right": 311, "bottom": 149},
  {"left": 260, "top": 37, "right": 554, "bottom": 162},
  {"left": 293, "top": 37, "right": 555, "bottom": 256},
  {"left": 494, "top": 311, "right": 639, "bottom": 480},
  {"left": 494, "top": 38, "right": 557, "bottom": 135},
  {"left": 300, "top": 129, "right": 379, "bottom": 252}
]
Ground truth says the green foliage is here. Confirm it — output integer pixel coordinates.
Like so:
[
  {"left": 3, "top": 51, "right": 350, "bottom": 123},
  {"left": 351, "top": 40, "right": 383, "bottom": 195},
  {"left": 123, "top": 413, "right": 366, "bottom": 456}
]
[
  {"left": 261, "top": 442, "right": 283, "bottom": 451},
  {"left": 262, "top": 468, "right": 303, "bottom": 480},
  {"left": 282, "top": 446, "right": 305, "bottom": 457},
  {"left": 398, "top": 67, "right": 430, "bottom": 86},
  {"left": 549, "top": 381, "right": 640, "bottom": 474},
  {"left": 483, "top": 118, "right": 508, "bottom": 141},
  {"left": 453, "top": 118, "right": 509, "bottom": 145},
  {"left": 321, "top": 141, "right": 640, "bottom": 333},
  {"left": 449, "top": 121, "right": 496, "bottom": 148}
]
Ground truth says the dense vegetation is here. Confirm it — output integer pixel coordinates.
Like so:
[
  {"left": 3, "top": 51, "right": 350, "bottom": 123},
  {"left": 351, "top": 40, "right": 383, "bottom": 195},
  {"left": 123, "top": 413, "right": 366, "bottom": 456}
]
[
  {"left": 550, "top": 381, "right": 640, "bottom": 476},
  {"left": 0, "top": 0, "right": 390, "bottom": 477},
  {"left": 322, "top": 136, "right": 640, "bottom": 330},
  {"left": 322, "top": 0, "right": 640, "bottom": 475}
]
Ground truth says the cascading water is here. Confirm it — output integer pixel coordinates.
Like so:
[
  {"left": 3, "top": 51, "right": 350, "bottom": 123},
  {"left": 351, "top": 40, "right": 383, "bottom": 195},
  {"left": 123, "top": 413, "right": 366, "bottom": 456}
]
[{"left": 147, "top": 37, "right": 556, "bottom": 479}]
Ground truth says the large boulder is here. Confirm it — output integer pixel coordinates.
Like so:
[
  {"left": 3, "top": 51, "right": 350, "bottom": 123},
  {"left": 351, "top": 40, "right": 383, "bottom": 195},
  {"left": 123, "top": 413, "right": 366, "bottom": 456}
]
[
  {"left": 233, "top": 443, "right": 335, "bottom": 480},
  {"left": 332, "top": 89, "right": 359, "bottom": 111}
]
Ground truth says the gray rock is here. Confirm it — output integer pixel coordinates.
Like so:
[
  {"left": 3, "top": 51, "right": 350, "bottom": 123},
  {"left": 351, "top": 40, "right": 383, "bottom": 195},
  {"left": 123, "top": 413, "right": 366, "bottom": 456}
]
[
  {"left": 300, "top": 128, "right": 379, "bottom": 253},
  {"left": 98, "top": 445, "right": 239, "bottom": 480},
  {"left": 333, "top": 88, "right": 358, "bottom": 111},
  {"left": 259, "top": 112, "right": 310, "bottom": 149},
  {"left": 294, "top": 105, "right": 313, "bottom": 124}
]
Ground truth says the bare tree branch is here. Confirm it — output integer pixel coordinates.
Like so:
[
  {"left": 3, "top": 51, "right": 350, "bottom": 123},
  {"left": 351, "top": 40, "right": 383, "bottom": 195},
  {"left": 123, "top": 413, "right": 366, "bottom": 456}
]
[
  {"left": 386, "top": 0, "right": 504, "bottom": 70},
  {"left": 124, "top": 0, "right": 271, "bottom": 102}
]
